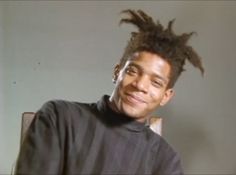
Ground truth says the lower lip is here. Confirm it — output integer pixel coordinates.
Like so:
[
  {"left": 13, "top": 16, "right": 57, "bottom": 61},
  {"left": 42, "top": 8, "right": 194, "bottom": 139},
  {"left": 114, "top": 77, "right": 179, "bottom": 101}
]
[{"left": 125, "top": 94, "right": 145, "bottom": 106}]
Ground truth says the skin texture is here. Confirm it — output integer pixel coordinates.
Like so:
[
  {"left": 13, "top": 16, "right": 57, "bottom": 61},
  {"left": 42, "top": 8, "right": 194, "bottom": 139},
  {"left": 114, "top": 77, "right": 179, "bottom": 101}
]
[{"left": 109, "top": 51, "right": 174, "bottom": 123}]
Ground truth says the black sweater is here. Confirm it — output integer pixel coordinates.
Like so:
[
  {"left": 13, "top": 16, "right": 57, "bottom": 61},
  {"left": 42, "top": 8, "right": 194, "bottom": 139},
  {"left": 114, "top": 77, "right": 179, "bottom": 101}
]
[{"left": 15, "top": 95, "right": 183, "bottom": 175}]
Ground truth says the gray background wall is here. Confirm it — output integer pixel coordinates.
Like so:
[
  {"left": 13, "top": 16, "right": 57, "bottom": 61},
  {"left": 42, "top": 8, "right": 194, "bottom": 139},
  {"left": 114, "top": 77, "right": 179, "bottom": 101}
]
[
  {"left": 0, "top": 3, "right": 5, "bottom": 172},
  {"left": 1, "top": 1, "right": 236, "bottom": 174}
]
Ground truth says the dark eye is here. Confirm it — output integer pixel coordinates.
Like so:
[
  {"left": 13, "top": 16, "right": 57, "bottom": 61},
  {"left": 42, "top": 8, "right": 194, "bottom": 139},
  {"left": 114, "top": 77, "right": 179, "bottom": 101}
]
[
  {"left": 125, "top": 66, "right": 138, "bottom": 76},
  {"left": 152, "top": 79, "right": 163, "bottom": 88}
]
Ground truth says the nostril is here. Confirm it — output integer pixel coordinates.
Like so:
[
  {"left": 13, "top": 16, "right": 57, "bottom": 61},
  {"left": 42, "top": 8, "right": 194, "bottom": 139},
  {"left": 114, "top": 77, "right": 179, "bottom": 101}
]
[{"left": 132, "top": 76, "right": 149, "bottom": 93}]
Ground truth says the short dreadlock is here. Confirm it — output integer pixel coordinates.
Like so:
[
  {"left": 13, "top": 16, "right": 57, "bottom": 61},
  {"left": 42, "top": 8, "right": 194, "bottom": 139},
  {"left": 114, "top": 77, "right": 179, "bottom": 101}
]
[{"left": 119, "top": 9, "right": 204, "bottom": 88}]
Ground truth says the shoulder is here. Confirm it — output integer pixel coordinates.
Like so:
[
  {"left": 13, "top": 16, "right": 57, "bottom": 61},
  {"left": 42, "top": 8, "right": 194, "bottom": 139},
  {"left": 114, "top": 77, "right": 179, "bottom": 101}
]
[
  {"left": 39, "top": 99, "right": 94, "bottom": 115},
  {"left": 149, "top": 132, "right": 183, "bottom": 174},
  {"left": 143, "top": 128, "right": 183, "bottom": 174},
  {"left": 35, "top": 99, "right": 96, "bottom": 126},
  {"left": 145, "top": 127, "right": 177, "bottom": 155}
]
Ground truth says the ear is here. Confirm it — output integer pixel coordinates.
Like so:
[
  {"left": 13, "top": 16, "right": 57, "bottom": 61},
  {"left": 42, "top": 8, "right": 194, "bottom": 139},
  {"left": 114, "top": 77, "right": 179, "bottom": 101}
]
[
  {"left": 112, "top": 64, "right": 121, "bottom": 83},
  {"left": 160, "top": 89, "right": 174, "bottom": 106}
]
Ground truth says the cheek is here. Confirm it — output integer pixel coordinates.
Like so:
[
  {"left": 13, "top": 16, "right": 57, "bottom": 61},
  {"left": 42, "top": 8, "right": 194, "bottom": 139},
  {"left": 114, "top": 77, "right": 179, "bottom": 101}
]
[
  {"left": 115, "top": 79, "right": 129, "bottom": 98},
  {"left": 118, "top": 75, "right": 133, "bottom": 90},
  {"left": 149, "top": 88, "right": 164, "bottom": 103}
]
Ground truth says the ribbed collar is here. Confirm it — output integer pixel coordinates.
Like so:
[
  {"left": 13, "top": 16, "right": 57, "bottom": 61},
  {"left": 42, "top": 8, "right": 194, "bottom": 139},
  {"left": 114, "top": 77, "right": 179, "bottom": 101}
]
[{"left": 96, "top": 95, "right": 147, "bottom": 132}]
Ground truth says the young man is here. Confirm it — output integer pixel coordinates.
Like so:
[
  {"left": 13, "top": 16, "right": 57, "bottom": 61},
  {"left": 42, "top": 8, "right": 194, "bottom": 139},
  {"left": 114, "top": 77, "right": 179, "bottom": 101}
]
[{"left": 15, "top": 9, "right": 204, "bottom": 174}]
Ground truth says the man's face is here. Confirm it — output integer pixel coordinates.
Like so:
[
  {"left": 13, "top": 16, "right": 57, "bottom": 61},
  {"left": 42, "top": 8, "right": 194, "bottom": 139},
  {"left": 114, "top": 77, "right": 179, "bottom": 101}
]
[{"left": 109, "top": 51, "right": 174, "bottom": 122}]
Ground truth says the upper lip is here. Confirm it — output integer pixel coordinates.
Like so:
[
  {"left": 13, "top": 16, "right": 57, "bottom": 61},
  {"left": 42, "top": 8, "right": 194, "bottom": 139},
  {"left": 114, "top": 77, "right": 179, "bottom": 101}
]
[{"left": 125, "top": 93, "right": 147, "bottom": 104}]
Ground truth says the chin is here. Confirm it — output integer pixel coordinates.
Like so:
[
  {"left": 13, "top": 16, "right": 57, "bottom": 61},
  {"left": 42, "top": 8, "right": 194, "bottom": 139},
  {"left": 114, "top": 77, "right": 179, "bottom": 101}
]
[{"left": 121, "top": 103, "right": 145, "bottom": 119}]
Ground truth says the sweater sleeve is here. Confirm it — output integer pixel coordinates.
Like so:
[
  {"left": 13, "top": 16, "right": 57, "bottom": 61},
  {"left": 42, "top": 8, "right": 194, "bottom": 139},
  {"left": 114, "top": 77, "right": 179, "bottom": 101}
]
[{"left": 15, "top": 101, "right": 63, "bottom": 175}]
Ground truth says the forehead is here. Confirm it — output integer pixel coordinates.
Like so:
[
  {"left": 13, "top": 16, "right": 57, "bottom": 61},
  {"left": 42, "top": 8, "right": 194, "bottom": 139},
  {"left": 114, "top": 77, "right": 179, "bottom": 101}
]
[{"left": 126, "top": 51, "right": 171, "bottom": 79}]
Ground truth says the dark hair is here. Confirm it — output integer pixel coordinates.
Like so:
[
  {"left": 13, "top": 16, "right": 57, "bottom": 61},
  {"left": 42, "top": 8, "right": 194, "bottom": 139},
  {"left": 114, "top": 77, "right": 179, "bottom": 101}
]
[{"left": 119, "top": 9, "right": 204, "bottom": 88}]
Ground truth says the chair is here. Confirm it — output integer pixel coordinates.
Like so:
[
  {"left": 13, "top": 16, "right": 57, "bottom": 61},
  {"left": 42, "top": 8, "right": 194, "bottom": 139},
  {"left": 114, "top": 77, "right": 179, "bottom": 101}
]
[
  {"left": 20, "top": 112, "right": 35, "bottom": 144},
  {"left": 20, "top": 112, "right": 163, "bottom": 144},
  {"left": 149, "top": 117, "right": 162, "bottom": 135}
]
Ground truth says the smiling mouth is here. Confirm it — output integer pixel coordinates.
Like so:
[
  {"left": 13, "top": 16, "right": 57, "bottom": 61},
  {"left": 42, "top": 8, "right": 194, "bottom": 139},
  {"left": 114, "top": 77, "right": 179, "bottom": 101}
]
[{"left": 125, "top": 93, "right": 146, "bottom": 106}]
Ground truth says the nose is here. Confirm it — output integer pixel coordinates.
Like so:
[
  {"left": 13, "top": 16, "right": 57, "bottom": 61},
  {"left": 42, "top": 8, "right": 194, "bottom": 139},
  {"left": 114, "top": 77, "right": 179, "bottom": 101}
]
[{"left": 131, "top": 75, "right": 149, "bottom": 93}]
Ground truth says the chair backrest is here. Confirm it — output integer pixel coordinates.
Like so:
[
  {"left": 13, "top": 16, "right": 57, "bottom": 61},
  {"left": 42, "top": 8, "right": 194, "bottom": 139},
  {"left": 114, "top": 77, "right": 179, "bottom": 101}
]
[
  {"left": 21, "top": 112, "right": 35, "bottom": 144},
  {"left": 149, "top": 117, "right": 162, "bottom": 136},
  {"left": 20, "top": 112, "right": 163, "bottom": 144}
]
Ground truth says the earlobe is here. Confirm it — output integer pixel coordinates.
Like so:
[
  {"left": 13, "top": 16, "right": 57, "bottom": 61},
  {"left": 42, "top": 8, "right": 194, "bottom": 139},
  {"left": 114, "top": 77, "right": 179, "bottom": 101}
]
[
  {"left": 160, "top": 89, "right": 174, "bottom": 106},
  {"left": 112, "top": 64, "right": 120, "bottom": 84}
]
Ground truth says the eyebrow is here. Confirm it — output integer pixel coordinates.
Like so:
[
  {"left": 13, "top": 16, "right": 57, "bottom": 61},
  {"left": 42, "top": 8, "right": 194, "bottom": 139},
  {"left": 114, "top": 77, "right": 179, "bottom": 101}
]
[{"left": 128, "top": 62, "right": 169, "bottom": 84}]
